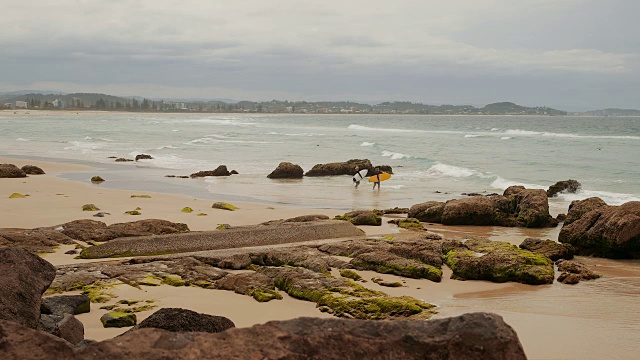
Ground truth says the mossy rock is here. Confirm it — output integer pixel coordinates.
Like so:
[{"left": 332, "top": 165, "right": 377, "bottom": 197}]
[
  {"left": 339, "top": 269, "right": 362, "bottom": 281},
  {"left": 162, "top": 275, "right": 186, "bottom": 287},
  {"left": 9, "top": 193, "right": 26, "bottom": 199},
  {"left": 125, "top": 210, "right": 141, "bottom": 215},
  {"left": 138, "top": 275, "right": 162, "bottom": 286},
  {"left": 99, "top": 305, "right": 116, "bottom": 311},
  {"left": 372, "top": 277, "right": 403, "bottom": 287},
  {"left": 117, "top": 299, "right": 140, "bottom": 306},
  {"left": 216, "top": 224, "right": 231, "bottom": 230},
  {"left": 181, "top": 207, "right": 194, "bottom": 213},
  {"left": 100, "top": 311, "right": 137, "bottom": 328},
  {"left": 91, "top": 176, "right": 105, "bottom": 183},
  {"left": 394, "top": 218, "right": 424, "bottom": 230},
  {"left": 250, "top": 289, "right": 283, "bottom": 302},
  {"left": 212, "top": 202, "right": 238, "bottom": 211},
  {"left": 81, "top": 282, "right": 116, "bottom": 303},
  {"left": 130, "top": 195, "right": 151, "bottom": 198},
  {"left": 82, "top": 204, "right": 100, "bottom": 211},
  {"left": 135, "top": 207, "right": 142, "bottom": 210},
  {"left": 197, "top": 213, "right": 208, "bottom": 216}
]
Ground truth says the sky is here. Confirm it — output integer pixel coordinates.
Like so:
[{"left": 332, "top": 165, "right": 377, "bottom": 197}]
[{"left": 1, "top": 0, "right": 638, "bottom": 110}]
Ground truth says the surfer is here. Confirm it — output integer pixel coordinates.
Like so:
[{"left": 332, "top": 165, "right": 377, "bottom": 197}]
[
  {"left": 353, "top": 165, "right": 361, "bottom": 188},
  {"left": 371, "top": 166, "right": 382, "bottom": 190}
]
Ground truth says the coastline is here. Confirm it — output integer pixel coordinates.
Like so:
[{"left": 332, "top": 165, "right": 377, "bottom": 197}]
[{"left": 2, "top": 156, "right": 640, "bottom": 359}]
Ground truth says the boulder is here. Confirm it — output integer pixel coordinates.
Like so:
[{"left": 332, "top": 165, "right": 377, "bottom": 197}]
[
  {"left": 135, "top": 154, "right": 154, "bottom": 161},
  {"left": 351, "top": 251, "right": 442, "bottom": 282},
  {"left": 56, "top": 219, "right": 189, "bottom": 242},
  {"left": 21, "top": 165, "right": 45, "bottom": 175},
  {"left": 0, "top": 227, "right": 76, "bottom": 253},
  {"left": 57, "top": 220, "right": 111, "bottom": 242},
  {"left": 190, "top": 165, "right": 231, "bottom": 178},
  {"left": 547, "top": 179, "right": 581, "bottom": 197},
  {"left": 408, "top": 201, "right": 445, "bottom": 222},
  {"left": 41, "top": 295, "right": 91, "bottom": 316},
  {"left": 304, "top": 159, "right": 372, "bottom": 177},
  {"left": 130, "top": 308, "right": 235, "bottom": 333},
  {"left": 556, "top": 260, "right": 601, "bottom": 284},
  {"left": 40, "top": 314, "right": 85, "bottom": 345},
  {"left": 216, "top": 272, "right": 281, "bottom": 301},
  {"left": 334, "top": 210, "right": 381, "bottom": 226},
  {"left": 504, "top": 186, "right": 556, "bottom": 228},
  {"left": 114, "top": 158, "right": 133, "bottom": 162},
  {"left": 267, "top": 162, "right": 304, "bottom": 179},
  {"left": 441, "top": 196, "right": 497, "bottom": 225},
  {"left": 100, "top": 311, "right": 137, "bottom": 328},
  {"left": 559, "top": 201, "right": 640, "bottom": 258},
  {"left": 564, "top": 197, "right": 608, "bottom": 226},
  {"left": 519, "top": 238, "right": 574, "bottom": 261},
  {"left": 0, "top": 247, "right": 56, "bottom": 328},
  {"left": 0, "top": 313, "right": 527, "bottom": 359},
  {"left": 0, "top": 163, "right": 27, "bottom": 178},
  {"left": 90, "top": 176, "right": 104, "bottom": 182}
]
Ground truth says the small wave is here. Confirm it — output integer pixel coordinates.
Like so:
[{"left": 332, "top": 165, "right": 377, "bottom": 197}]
[
  {"left": 84, "top": 136, "right": 93, "bottom": 140},
  {"left": 63, "top": 141, "right": 105, "bottom": 153},
  {"left": 556, "top": 190, "right": 640, "bottom": 206},
  {"left": 464, "top": 134, "right": 482, "bottom": 138},
  {"left": 129, "top": 153, "right": 213, "bottom": 170},
  {"left": 156, "top": 145, "right": 179, "bottom": 150},
  {"left": 184, "top": 118, "right": 257, "bottom": 127},
  {"left": 349, "top": 124, "right": 462, "bottom": 135},
  {"left": 490, "top": 128, "right": 500, "bottom": 132},
  {"left": 490, "top": 176, "right": 546, "bottom": 190},
  {"left": 381, "top": 150, "right": 411, "bottom": 160},
  {"left": 426, "top": 163, "right": 492, "bottom": 179},
  {"left": 504, "top": 129, "right": 640, "bottom": 140},
  {"left": 385, "top": 184, "right": 405, "bottom": 190},
  {"left": 501, "top": 137, "right": 512, "bottom": 140},
  {"left": 16, "top": 138, "right": 29, "bottom": 142},
  {"left": 360, "top": 142, "right": 375, "bottom": 147}
]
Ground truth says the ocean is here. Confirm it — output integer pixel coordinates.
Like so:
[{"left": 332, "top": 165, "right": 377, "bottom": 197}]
[{"left": 2, "top": 113, "right": 639, "bottom": 212}]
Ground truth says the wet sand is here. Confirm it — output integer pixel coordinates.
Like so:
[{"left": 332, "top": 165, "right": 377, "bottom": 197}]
[{"left": 3, "top": 156, "right": 640, "bottom": 359}]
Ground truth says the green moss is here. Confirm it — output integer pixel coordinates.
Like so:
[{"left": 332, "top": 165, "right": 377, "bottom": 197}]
[
  {"left": 135, "top": 207, "right": 142, "bottom": 210},
  {"left": 82, "top": 204, "right": 100, "bottom": 211},
  {"left": 351, "top": 259, "right": 442, "bottom": 282},
  {"left": 162, "top": 275, "right": 186, "bottom": 287},
  {"left": 192, "top": 281, "right": 213, "bottom": 288},
  {"left": 250, "top": 289, "right": 283, "bottom": 302},
  {"left": 100, "top": 305, "right": 116, "bottom": 310},
  {"left": 339, "top": 269, "right": 362, "bottom": 281},
  {"left": 9, "top": 193, "right": 26, "bottom": 199},
  {"left": 130, "top": 195, "right": 151, "bottom": 198},
  {"left": 216, "top": 224, "right": 231, "bottom": 230},
  {"left": 81, "top": 282, "right": 116, "bottom": 303},
  {"left": 125, "top": 210, "right": 141, "bottom": 215},
  {"left": 117, "top": 299, "right": 140, "bottom": 305},
  {"left": 197, "top": 213, "right": 208, "bottom": 216},
  {"left": 100, "top": 311, "right": 137, "bottom": 328},
  {"left": 181, "top": 207, "right": 194, "bottom": 213},
  {"left": 212, "top": 202, "right": 238, "bottom": 211},
  {"left": 317, "top": 294, "right": 434, "bottom": 320},
  {"left": 43, "top": 287, "right": 64, "bottom": 296},
  {"left": 382, "top": 235, "right": 395, "bottom": 241},
  {"left": 396, "top": 218, "right": 424, "bottom": 230},
  {"left": 145, "top": 299, "right": 157, "bottom": 303}
]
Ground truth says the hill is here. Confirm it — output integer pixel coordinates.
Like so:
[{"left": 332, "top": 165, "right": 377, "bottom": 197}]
[{"left": 575, "top": 108, "right": 640, "bottom": 116}]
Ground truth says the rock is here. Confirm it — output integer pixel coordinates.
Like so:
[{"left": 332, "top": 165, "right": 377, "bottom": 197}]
[
  {"left": 0, "top": 163, "right": 27, "bottom": 178},
  {"left": 334, "top": 210, "right": 381, "bottom": 226},
  {"left": 9, "top": 192, "right": 26, "bottom": 198},
  {"left": 377, "top": 165, "right": 394, "bottom": 174},
  {"left": 504, "top": 186, "right": 557, "bottom": 228},
  {"left": 230, "top": 170, "right": 239, "bottom": 175},
  {"left": 371, "top": 277, "right": 403, "bottom": 287},
  {"left": 379, "top": 207, "right": 409, "bottom": 214},
  {"left": 106, "top": 219, "right": 190, "bottom": 239},
  {"left": 216, "top": 272, "right": 281, "bottom": 302},
  {"left": 444, "top": 238, "right": 554, "bottom": 285},
  {"left": 441, "top": 196, "right": 497, "bottom": 225},
  {"left": 0, "top": 227, "right": 76, "bottom": 253},
  {"left": 100, "top": 311, "right": 137, "bottom": 328},
  {"left": 82, "top": 204, "right": 100, "bottom": 211},
  {"left": 547, "top": 179, "right": 581, "bottom": 197},
  {"left": 57, "top": 220, "right": 110, "bottom": 242},
  {"left": 190, "top": 165, "right": 231, "bottom": 178},
  {"left": 0, "top": 314, "right": 527, "bottom": 359},
  {"left": 388, "top": 218, "right": 424, "bottom": 230},
  {"left": 304, "top": 159, "right": 372, "bottom": 177},
  {"left": 40, "top": 314, "right": 85, "bottom": 345},
  {"left": 181, "top": 207, "right": 193, "bottom": 213},
  {"left": 41, "top": 295, "right": 91, "bottom": 316},
  {"left": 556, "top": 260, "right": 601, "bottom": 284},
  {"left": 77, "top": 339, "right": 98, "bottom": 349},
  {"left": 65, "top": 249, "right": 78, "bottom": 255},
  {"left": 556, "top": 213, "right": 567, "bottom": 222},
  {"left": 212, "top": 202, "right": 238, "bottom": 211},
  {"left": 93, "top": 212, "right": 110, "bottom": 217},
  {"left": 284, "top": 214, "right": 330, "bottom": 222},
  {"left": 114, "top": 158, "right": 133, "bottom": 162},
  {"left": 135, "top": 154, "right": 154, "bottom": 161},
  {"left": 21, "top": 165, "right": 45, "bottom": 175},
  {"left": 267, "top": 162, "right": 304, "bottom": 179},
  {"left": 559, "top": 201, "right": 640, "bottom": 258},
  {"left": 351, "top": 251, "right": 442, "bottom": 282},
  {"left": 129, "top": 308, "right": 235, "bottom": 333},
  {"left": 0, "top": 247, "right": 56, "bottom": 328},
  {"left": 564, "top": 197, "right": 608, "bottom": 226},
  {"left": 125, "top": 210, "right": 142, "bottom": 215},
  {"left": 519, "top": 238, "right": 574, "bottom": 261},
  {"left": 90, "top": 176, "right": 104, "bottom": 182},
  {"left": 408, "top": 201, "right": 445, "bottom": 222}
]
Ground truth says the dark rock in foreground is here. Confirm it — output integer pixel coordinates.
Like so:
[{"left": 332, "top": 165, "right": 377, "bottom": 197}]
[
  {"left": 267, "top": 162, "right": 304, "bottom": 179},
  {"left": 59, "top": 219, "right": 190, "bottom": 242},
  {"left": 559, "top": 201, "right": 640, "bottom": 258},
  {"left": 40, "top": 313, "right": 85, "bottom": 345},
  {"left": 41, "top": 295, "right": 91, "bottom": 316},
  {"left": 0, "top": 247, "right": 56, "bottom": 329},
  {"left": 190, "top": 165, "right": 231, "bottom": 178},
  {"left": 0, "top": 313, "right": 527, "bottom": 359},
  {"left": 547, "top": 179, "right": 581, "bottom": 197},
  {"left": 101, "top": 311, "right": 137, "bottom": 328},
  {"left": 563, "top": 197, "right": 608, "bottom": 226},
  {"left": 519, "top": 238, "right": 574, "bottom": 261},
  {"left": 130, "top": 308, "right": 235, "bottom": 333},
  {"left": 21, "top": 165, "right": 45, "bottom": 175},
  {"left": 0, "top": 163, "right": 27, "bottom": 178}
]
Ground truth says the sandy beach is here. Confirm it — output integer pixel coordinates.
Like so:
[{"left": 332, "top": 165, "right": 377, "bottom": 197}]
[{"left": 2, "top": 156, "right": 639, "bottom": 360}]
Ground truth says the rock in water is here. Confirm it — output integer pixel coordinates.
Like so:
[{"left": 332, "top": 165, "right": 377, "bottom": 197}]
[
  {"left": 135, "top": 154, "right": 154, "bottom": 161},
  {"left": 129, "top": 308, "right": 235, "bottom": 333},
  {"left": 267, "top": 162, "right": 304, "bottom": 179},
  {"left": 563, "top": 197, "right": 608, "bottom": 226},
  {"left": 547, "top": 179, "right": 581, "bottom": 197},
  {"left": 304, "top": 159, "right": 373, "bottom": 176},
  {"left": 0, "top": 247, "right": 56, "bottom": 328},
  {"left": 519, "top": 238, "right": 574, "bottom": 261},
  {"left": 190, "top": 165, "right": 231, "bottom": 178}
]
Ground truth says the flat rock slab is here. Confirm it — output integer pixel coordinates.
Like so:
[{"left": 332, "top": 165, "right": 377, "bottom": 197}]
[{"left": 80, "top": 221, "right": 364, "bottom": 259}]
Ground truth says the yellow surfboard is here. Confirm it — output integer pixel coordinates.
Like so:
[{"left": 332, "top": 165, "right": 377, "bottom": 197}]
[{"left": 368, "top": 173, "right": 392, "bottom": 182}]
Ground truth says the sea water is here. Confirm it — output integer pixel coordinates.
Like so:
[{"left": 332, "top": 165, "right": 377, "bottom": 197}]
[{"left": 1, "top": 113, "right": 639, "bottom": 212}]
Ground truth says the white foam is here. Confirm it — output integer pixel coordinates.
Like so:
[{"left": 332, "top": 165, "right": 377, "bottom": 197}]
[
  {"left": 156, "top": 145, "right": 179, "bottom": 150},
  {"left": 381, "top": 150, "right": 411, "bottom": 160},
  {"left": 501, "top": 137, "right": 512, "bottom": 140},
  {"left": 183, "top": 118, "right": 257, "bottom": 127},
  {"left": 556, "top": 190, "right": 640, "bottom": 206},
  {"left": 84, "top": 136, "right": 93, "bottom": 140},
  {"left": 63, "top": 141, "right": 105, "bottom": 154},
  {"left": 504, "top": 129, "right": 640, "bottom": 140},
  {"left": 490, "top": 128, "right": 500, "bottom": 132},
  {"left": 348, "top": 124, "right": 459, "bottom": 135},
  {"left": 490, "top": 176, "right": 546, "bottom": 190},
  {"left": 16, "top": 138, "right": 29, "bottom": 142},
  {"left": 130, "top": 153, "right": 214, "bottom": 170},
  {"left": 426, "top": 163, "right": 492, "bottom": 179},
  {"left": 360, "top": 142, "right": 375, "bottom": 147},
  {"left": 464, "top": 134, "right": 482, "bottom": 138}
]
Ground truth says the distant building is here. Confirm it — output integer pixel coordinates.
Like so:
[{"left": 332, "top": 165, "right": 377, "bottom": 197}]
[
  {"left": 52, "top": 99, "right": 64, "bottom": 109},
  {"left": 2, "top": 103, "right": 12, "bottom": 109},
  {"left": 15, "top": 101, "right": 28, "bottom": 109}
]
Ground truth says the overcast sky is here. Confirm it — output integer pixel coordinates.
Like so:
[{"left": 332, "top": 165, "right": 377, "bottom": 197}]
[{"left": 1, "top": 0, "right": 638, "bottom": 110}]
